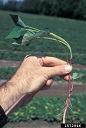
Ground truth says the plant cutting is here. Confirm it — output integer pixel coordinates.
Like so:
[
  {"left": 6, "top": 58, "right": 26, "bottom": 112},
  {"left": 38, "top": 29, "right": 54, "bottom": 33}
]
[{"left": 6, "top": 14, "right": 83, "bottom": 123}]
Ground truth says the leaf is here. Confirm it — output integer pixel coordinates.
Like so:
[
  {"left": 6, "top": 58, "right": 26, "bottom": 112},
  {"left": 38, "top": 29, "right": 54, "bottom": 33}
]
[
  {"left": 72, "top": 73, "right": 84, "bottom": 80},
  {"left": 10, "top": 14, "right": 26, "bottom": 28},
  {"left": 6, "top": 26, "right": 23, "bottom": 39},
  {"left": 21, "top": 29, "right": 48, "bottom": 45},
  {"left": 13, "top": 36, "right": 23, "bottom": 45},
  {"left": 21, "top": 30, "right": 34, "bottom": 45}
]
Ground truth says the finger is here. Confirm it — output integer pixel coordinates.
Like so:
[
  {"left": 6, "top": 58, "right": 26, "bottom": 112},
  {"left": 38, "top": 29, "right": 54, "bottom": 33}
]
[
  {"left": 60, "top": 74, "right": 72, "bottom": 81},
  {"left": 43, "top": 65, "right": 72, "bottom": 78},
  {"left": 41, "top": 79, "right": 53, "bottom": 90},
  {"left": 42, "top": 56, "right": 67, "bottom": 66},
  {"left": 37, "top": 56, "right": 67, "bottom": 67},
  {"left": 46, "top": 79, "right": 53, "bottom": 86}
]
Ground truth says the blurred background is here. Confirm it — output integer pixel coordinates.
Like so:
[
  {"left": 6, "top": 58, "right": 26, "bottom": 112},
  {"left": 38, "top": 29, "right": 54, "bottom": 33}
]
[
  {"left": 0, "top": 0, "right": 86, "bottom": 128},
  {"left": 0, "top": 0, "right": 86, "bottom": 20}
]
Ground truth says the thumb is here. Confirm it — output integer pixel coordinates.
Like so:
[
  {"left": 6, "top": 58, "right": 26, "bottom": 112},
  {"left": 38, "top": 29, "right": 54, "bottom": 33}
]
[{"left": 43, "top": 65, "right": 72, "bottom": 78}]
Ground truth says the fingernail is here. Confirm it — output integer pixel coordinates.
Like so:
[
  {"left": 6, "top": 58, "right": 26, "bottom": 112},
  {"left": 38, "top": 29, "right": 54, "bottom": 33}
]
[{"left": 65, "top": 66, "right": 72, "bottom": 73}]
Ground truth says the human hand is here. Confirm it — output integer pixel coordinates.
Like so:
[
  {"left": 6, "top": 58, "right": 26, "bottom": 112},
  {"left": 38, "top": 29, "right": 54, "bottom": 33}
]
[
  {"left": 0, "top": 56, "right": 72, "bottom": 114},
  {"left": 11, "top": 56, "right": 72, "bottom": 95}
]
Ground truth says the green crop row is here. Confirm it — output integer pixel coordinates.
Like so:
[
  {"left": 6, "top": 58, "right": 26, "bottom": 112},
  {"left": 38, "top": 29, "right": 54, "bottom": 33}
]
[
  {"left": 0, "top": 50, "right": 86, "bottom": 65},
  {"left": 0, "top": 67, "right": 86, "bottom": 82},
  {"left": 0, "top": 38, "right": 86, "bottom": 54},
  {"left": 8, "top": 95, "right": 86, "bottom": 123},
  {"left": 0, "top": 67, "right": 17, "bottom": 79}
]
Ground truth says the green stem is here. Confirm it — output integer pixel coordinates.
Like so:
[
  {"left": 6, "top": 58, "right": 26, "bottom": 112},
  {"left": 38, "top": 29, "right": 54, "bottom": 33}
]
[
  {"left": 25, "top": 29, "right": 39, "bottom": 33},
  {"left": 25, "top": 26, "right": 39, "bottom": 31},
  {"left": 38, "top": 36, "right": 68, "bottom": 61},
  {"left": 50, "top": 33, "right": 72, "bottom": 59}
]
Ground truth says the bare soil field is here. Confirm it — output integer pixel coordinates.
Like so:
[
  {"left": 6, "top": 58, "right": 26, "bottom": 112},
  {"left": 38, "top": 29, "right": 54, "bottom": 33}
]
[{"left": 6, "top": 121, "right": 61, "bottom": 128}]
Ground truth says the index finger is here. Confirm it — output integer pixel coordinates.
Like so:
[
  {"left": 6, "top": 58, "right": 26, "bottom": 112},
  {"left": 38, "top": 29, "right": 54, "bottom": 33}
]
[
  {"left": 42, "top": 56, "right": 72, "bottom": 81},
  {"left": 40, "top": 56, "right": 67, "bottom": 67}
]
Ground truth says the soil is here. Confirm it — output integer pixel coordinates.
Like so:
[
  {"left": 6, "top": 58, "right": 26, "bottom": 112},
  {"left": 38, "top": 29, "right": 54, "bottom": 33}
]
[
  {"left": 0, "top": 60, "right": 86, "bottom": 128},
  {"left": 0, "top": 60, "right": 86, "bottom": 69},
  {"left": 6, "top": 121, "right": 61, "bottom": 128}
]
